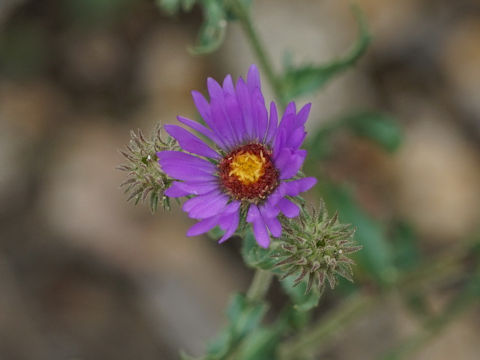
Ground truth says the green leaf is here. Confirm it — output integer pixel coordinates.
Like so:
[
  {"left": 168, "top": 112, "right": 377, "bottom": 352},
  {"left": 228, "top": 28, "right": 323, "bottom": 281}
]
[
  {"left": 280, "top": 5, "right": 371, "bottom": 100},
  {"left": 344, "top": 112, "right": 403, "bottom": 152},
  {"left": 156, "top": 0, "right": 196, "bottom": 15},
  {"left": 305, "top": 126, "right": 335, "bottom": 160},
  {"left": 322, "top": 182, "right": 396, "bottom": 285},
  {"left": 208, "top": 226, "right": 225, "bottom": 240},
  {"left": 235, "top": 306, "right": 306, "bottom": 360},
  {"left": 391, "top": 221, "right": 420, "bottom": 271},
  {"left": 227, "top": 294, "right": 268, "bottom": 338},
  {"left": 190, "top": 0, "right": 227, "bottom": 54},
  {"left": 235, "top": 327, "right": 280, "bottom": 360},
  {"left": 225, "top": 0, "right": 252, "bottom": 21},
  {"left": 280, "top": 276, "right": 322, "bottom": 312},
  {"left": 179, "top": 351, "right": 204, "bottom": 360},
  {"left": 64, "top": 0, "right": 134, "bottom": 24},
  {"left": 306, "top": 111, "right": 402, "bottom": 162},
  {"left": 206, "top": 328, "right": 231, "bottom": 359},
  {"left": 207, "top": 293, "right": 268, "bottom": 358},
  {"left": 241, "top": 230, "right": 277, "bottom": 270}
]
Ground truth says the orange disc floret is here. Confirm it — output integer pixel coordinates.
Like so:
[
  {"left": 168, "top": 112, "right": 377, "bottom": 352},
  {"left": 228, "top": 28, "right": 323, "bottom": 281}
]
[{"left": 219, "top": 143, "right": 279, "bottom": 202}]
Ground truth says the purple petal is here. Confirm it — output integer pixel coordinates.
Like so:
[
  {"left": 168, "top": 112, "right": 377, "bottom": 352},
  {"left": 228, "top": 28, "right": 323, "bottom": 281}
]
[
  {"left": 177, "top": 116, "right": 221, "bottom": 145},
  {"left": 164, "top": 125, "right": 220, "bottom": 159},
  {"left": 161, "top": 164, "right": 214, "bottom": 181},
  {"left": 164, "top": 182, "right": 191, "bottom": 197},
  {"left": 218, "top": 201, "right": 240, "bottom": 232},
  {"left": 191, "top": 91, "right": 212, "bottom": 125},
  {"left": 259, "top": 205, "right": 281, "bottom": 235},
  {"left": 247, "top": 205, "right": 270, "bottom": 248},
  {"left": 276, "top": 149, "right": 307, "bottom": 180},
  {"left": 259, "top": 201, "right": 280, "bottom": 218},
  {"left": 183, "top": 191, "right": 229, "bottom": 219},
  {"left": 191, "top": 91, "right": 229, "bottom": 149},
  {"left": 284, "top": 177, "right": 317, "bottom": 197},
  {"left": 187, "top": 216, "right": 219, "bottom": 236},
  {"left": 165, "top": 181, "right": 219, "bottom": 197},
  {"left": 236, "top": 77, "right": 255, "bottom": 140},
  {"left": 272, "top": 128, "right": 287, "bottom": 159},
  {"left": 283, "top": 102, "right": 296, "bottom": 117},
  {"left": 222, "top": 74, "right": 235, "bottom": 95},
  {"left": 263, "top": 215, "right": 282, "bottom": 238},
  {"left": 252, "top": 87, "right": 268, "bottom": 140},
  {"left": 225, "top": 93, "right": 246, "bottom": 143},
  {"left": 296, "top": 103, "right": 312, "bottom": 126},
  {"left": 207, "top": 77, "right": 224, "bottom": 101},
  {"left": 247, "top": 64, "right": 261, "bottom": 92},
  {"left": 265, "top": 182, "right": 287, "bottom": 208},
  {"left": 252, "top": 218, "right": 270, "bottom": 248},
  {"left": 158, "top": 151, "right": 215, "bottom": 170},
  {"left": 265, "top": 101, "right": 278, "bottom": 144},
  {"left": 210, "top": 98, "right": 236, "bottom": 147},
  {"left": 218, "top": 210, "right": 240, "bottom": 244},
  {"left": 247, "top": 205, "right": 271, "bottom": 248},
  {"left": 286, "top": 127, "right": 306, "bottom": 150},
  {"left": 277, "top": 198, "right": 300, "bottom": 218},
  {"left": 158, "top": 151, "right": 216, "bottom": 181},
  {"left": 274, "top": 147, "right": 293, "bottom": 174},
  {"left": 278, "top": 112, "right": 297, "bottom": 137},
  {"left": 182, "top": 190, "right": 218, "bottom": 212}
]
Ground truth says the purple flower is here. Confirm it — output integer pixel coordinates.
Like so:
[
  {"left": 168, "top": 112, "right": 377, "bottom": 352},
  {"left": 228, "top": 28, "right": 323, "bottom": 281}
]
[{"left": 157, "top": 65, "right": 316, "bottom": 248}]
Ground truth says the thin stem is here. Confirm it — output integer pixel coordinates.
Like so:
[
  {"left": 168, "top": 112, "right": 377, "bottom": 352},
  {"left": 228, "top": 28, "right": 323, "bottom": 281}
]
[
  {"left": 229, "top": 0, "right": 286, "bottom": 107},
  {"left": 246, "top": 269, "right": 273, "bottom": 303},
  {"left": 278, "top": 292, "right": 375, "bottom": 360},
  {"left": 378, "top": 270, "right": 480, "bottom": 360}
]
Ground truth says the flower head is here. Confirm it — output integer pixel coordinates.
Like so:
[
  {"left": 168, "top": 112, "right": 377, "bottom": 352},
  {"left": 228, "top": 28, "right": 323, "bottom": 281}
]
[
  {"left": 157, "top": 65, "right": 316, "bottom": 247},
  {"left": 274, "top": 202, "right": 361, "bottom": 292}
]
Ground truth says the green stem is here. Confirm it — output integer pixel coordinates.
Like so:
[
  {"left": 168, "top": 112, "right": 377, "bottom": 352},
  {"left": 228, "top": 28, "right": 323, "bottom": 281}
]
[
  {"left": 229, "top": 0, "right": 286, "bottom": 107},
  {"left": 246, "top": 269, "right": 273, "bottom": 303}
]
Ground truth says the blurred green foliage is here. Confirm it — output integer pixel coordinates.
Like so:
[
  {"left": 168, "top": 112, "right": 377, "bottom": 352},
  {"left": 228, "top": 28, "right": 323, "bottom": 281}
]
[
  {"left": 307, "top": 111, "right": 402, "bottom": 159},
  {"left": 321, "top": 182, "right": 396, "bottom": 286},
  {"left": 206, "top": 293, "right": 268, "bottom": 359},
  {"left": 280, "top": 276, "right": 322, "bottom": 312},
  {"left": 64, "top": 0, "right": 135, "bottom": 24},
  {"left": 0, "top": 22, "right": 48, "bottom": 78},
  {"left": 155, "top": 0, "right": 254, "bottom": 54}
]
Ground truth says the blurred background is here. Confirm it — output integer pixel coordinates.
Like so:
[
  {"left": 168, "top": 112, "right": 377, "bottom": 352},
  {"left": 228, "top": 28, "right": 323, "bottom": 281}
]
[{"left": 1, "top": 0, "right": 480, "bottom": 359}]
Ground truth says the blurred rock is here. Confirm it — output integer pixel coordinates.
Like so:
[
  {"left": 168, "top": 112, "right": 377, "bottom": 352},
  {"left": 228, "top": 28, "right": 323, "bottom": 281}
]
[
  {"left": 61, "top": 29, "right": 127, "bottom": 88},
  {"left": 0, "top": 81, "right": 69, "bottom": 217},
  {"left": 355, "top": 0, "right": 423, "bottom": 49},
  {"left": 0, "top": 80, "right": 69, "bottom": 137},
  {"left": 40, "top": 119, "right": 141, "bottom": 265},
  {"left": 326, "top": 296, "right": 417, "bottom": 359},
  {"left": 392, "top": 111, "right": 480, "bottom": 242},
  {"left": 135, "top": 25, "right": 207, "bottom": 126}
]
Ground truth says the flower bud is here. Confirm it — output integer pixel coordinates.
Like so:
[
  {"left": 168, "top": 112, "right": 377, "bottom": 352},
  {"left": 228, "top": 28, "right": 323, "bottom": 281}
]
[
  {"left": 274, "top": 201, "right": 361, "bottom": 293},
  {"left": 118, "top": 125, "right": 178, "bottom": 213}
]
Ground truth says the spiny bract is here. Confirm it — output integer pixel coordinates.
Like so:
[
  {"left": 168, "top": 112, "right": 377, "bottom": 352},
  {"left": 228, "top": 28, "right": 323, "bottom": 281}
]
[{"left": 274, "top": 201, "right": 362, "bottom": 293}]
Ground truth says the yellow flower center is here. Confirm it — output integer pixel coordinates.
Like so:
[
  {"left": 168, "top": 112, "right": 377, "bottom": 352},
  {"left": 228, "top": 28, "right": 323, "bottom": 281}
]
[{"left": 228, "top": 150, "right": 266, "bottom": 185}]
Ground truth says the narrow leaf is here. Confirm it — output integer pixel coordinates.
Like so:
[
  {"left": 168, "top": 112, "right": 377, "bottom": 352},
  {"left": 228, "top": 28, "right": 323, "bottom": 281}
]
[{"left": 281, "top": 5, "right": 371, "bottom": 100}]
